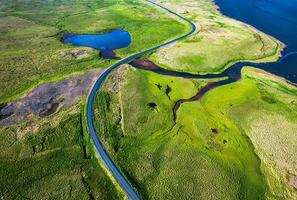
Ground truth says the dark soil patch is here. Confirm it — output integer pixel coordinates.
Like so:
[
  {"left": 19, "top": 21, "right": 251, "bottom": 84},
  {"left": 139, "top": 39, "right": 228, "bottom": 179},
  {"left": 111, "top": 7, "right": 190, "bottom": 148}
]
[
  {"left": 211, "top": 128, "right": 218, "bottom": 134},
  {"left": 39, "top": 102, "right": 59, "bottom": 117},
  {"left": 155, "top": 83, "right": 162, "bottom": 90},
  {"left": 100, "top": 50, "right": 120, "bottom": 59},
  {"left": 165, "top": 85, "right": 172, "bottom": 99},
  {"left": 148, "top": 102, "right": 157, "bottom": 110},
  {"left": 261, "top": 95, "right": 277, "bottom": 104},
  {"left": 129, "top": 58, "right": 160, "bottom": 70},
  {"left": 0, "top": 69, "right": 102, "bottom": 126}
]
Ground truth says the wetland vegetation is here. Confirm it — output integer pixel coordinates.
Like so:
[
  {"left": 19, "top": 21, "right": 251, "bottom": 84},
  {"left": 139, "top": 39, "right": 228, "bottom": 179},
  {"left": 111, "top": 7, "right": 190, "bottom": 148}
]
[
  {"left": 0, "top": 104, "right": 122, "bottom": 199},
  {"left": 0, "top": 0, "right": 188, "bottom": 198},
  {"left": 1, "top": 0, "right": 297, "bottom": 199},
  {"left": 93, "top": 0, "right": 297, "bottom": 199}
]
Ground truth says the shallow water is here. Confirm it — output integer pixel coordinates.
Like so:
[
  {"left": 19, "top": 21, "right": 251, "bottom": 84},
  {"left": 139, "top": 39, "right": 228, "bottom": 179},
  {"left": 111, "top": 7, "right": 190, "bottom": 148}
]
[{"left": 63, "top": 30, "right": 131, "bottom": 59}]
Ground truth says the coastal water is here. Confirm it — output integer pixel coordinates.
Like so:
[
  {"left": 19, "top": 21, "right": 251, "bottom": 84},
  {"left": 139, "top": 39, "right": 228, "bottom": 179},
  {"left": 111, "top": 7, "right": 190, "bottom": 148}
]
[
  {"left": 215, "top": 0, "right": 297, "bottom": 83},
  {"left": 63, "top": 30, "right": 131, "bottom": 58}
]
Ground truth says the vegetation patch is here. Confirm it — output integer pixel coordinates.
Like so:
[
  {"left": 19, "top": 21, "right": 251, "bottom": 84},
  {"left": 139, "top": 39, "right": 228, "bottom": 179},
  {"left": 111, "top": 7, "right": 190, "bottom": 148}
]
[
  {"left": 151, "top": 0, "right": 281, "bottom": 74},
  {"left": 0, "top": 105, "right": 121, "bottom": 199},
  {"left": 94, "top": 64, "right": 297, "bottom": 199}
]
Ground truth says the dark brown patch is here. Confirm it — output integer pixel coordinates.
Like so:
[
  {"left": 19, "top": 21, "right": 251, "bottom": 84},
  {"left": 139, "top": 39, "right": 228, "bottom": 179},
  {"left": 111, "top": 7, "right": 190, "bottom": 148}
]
[
  {"left": 39, "top": 102, "right": 59, "bottom": 117},
  {"left": 0, "top": 103, "right": 13, "bottom": 121},
  {"left": 100, "top": 50, "right": 120, "bottom": 59},
  {"left": 148, "top": 102, "right": 157, "bottom": 110},
  {"left": 129, "top": 58, "right": 160, "bottom": 70},
  {"left": 165, "top": 85, "right": 172, "bottom": 99},
  {"left": 155, "top": 83, "right": 162, "bottom": 90},
  {"left": 211, "top": 128, "right": 218, "bottom": 134}
]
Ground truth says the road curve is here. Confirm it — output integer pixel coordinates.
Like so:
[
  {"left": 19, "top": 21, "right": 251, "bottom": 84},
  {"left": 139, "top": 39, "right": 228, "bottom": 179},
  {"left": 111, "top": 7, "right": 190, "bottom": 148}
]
[{"left": 86, "top": 1, "right": 196, "bottom": 199}]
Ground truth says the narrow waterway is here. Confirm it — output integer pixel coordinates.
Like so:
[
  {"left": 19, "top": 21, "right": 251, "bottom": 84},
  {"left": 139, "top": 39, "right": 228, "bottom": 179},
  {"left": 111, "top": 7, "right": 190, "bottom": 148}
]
[
  {"left": 129, "top": 54, "right": 296, "bottom": 122},
  {"left": 129, "top": 0, "right": 297, "bottom": 122}
]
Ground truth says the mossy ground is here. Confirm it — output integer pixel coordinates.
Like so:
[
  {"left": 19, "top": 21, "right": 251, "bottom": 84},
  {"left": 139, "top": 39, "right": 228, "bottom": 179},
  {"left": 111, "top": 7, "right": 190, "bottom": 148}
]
[
  {"left": 0, "top": 104, "right": 122, "bottom": 199},
  {"left": 95, "top": 65, "right": 297, "bottom": 199},
  {"left": 2, "top": 0, "right": 296, "bottom": 199},
  {"left": 92, "top": 2, "right": 296, "bottom": 198}
]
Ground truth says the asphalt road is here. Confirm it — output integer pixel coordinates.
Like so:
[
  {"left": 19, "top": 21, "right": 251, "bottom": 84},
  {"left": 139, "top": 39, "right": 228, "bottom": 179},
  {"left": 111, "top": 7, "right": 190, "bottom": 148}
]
[{"left": 86, "top": 1, "right": 196, "bottom": 199}]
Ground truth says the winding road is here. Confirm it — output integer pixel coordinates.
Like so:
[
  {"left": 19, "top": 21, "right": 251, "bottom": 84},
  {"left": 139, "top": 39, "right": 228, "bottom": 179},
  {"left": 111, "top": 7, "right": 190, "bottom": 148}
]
[{"left": 85, "top": 1, "right": 196, "bottom": 199}]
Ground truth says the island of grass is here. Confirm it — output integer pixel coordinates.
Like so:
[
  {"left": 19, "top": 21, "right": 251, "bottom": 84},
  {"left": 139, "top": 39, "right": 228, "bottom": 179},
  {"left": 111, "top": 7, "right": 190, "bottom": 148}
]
[{"left": 149, "top": 0, "right": 281, "bottom": 74}]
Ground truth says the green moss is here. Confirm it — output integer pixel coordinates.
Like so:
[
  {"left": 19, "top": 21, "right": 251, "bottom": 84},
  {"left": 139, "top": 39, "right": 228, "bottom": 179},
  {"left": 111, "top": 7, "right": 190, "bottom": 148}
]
[
  {"left": 178, "top": 55, "right": 206, "bottom": 66},
  {"left": 94, "top": 66, "right": 267, "bottom": 199},
  {"left": 0, "top": 110, "right": 120, "bottom": 199},
  {"left": 94, "top": 64, "right": 297, "bottom": 199}
]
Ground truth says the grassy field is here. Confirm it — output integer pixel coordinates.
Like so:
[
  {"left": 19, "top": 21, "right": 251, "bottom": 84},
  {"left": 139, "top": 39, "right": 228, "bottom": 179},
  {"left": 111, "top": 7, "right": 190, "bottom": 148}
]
[
  {"left": 91, "top": 1, "right": 296, "bottom": 199},
  {"left": 0, "top": 0, "right": 188, "bottom": 103},
  {"left": 195, "top": 68, "right": 297, "bottom": 199},
  {"left": 2, "top": 0, "right": 296, "bottom": 199},
  {"left": 94, "top": 65, "right": 210, "bottom": 199},
  {"left": 0, "top": 0, "right": 191, "bottom": 199},
  {"left": 0, "top": 103, "right": 123, "bottom": 199},
  {"left": 150, "top": 0, "right": 281, "bottom": 74},
  {"left": 94, "top": 65, "right": 297, "bottom": 199}
]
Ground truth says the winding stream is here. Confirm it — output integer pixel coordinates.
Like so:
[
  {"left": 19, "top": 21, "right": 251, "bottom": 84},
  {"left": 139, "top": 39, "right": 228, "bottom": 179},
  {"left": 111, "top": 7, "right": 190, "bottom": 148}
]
[
  {"left": 130, "top": 0, "right": 297, "bottom": 122},
  {"left": 130, "top": 53, "right": 296, "bottom": 123}
]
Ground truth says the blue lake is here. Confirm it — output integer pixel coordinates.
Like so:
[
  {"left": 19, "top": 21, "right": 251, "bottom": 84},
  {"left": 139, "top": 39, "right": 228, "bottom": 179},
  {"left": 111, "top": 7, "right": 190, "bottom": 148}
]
[
  {"left": 215, "top": 0, "right": 297, "bottom": 83},
  {"left": 63, "top": 30, "right": 131, "bottom": 58}
]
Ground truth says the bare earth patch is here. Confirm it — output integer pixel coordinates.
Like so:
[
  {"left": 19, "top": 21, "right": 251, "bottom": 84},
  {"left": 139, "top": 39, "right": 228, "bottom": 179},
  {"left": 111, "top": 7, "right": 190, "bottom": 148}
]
[
  {"left": 56, "top": 47, "right": 96, "bottom": 60},
  {"left": 0, "top": 69, "right": 103, "bottom": 126},
  {"left": 288, "top": 176, "right": 297, "bottom": 189}
]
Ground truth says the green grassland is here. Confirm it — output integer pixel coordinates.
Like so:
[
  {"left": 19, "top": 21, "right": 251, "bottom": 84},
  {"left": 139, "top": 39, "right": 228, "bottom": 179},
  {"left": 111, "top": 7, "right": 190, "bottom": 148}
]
[
  {"left": 0, "top": 0, "right": 191, "bottom": 199},
  {"left": 194, "top": 68, "right": 297, "bottom": 199},
  {"left": 0, "top": 103, "right": 122, "bottom": 199},
  {"left": 2, "top": 0, "right": 296, "bottom": 199},
  {"left": 91, "top": 1, "right": 296, "bottom": 199},
  {"left": 0, "top": 0, "right": 188, "bottom": 103},
  {"left": 94, "top": 65, "right": 210, "bottom": 199},
  {"left": 151, "top": 0, "right": 281, "bottom": 74},
  {"left": 94, "top": 65, "right": 297, "bottom": 199}
]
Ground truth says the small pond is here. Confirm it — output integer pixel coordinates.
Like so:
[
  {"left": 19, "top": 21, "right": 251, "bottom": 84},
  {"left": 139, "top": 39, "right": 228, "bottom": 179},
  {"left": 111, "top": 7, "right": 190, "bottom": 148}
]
[{"left": 62, "top": 30, "right": 131, "bottom": 58}]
